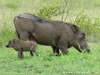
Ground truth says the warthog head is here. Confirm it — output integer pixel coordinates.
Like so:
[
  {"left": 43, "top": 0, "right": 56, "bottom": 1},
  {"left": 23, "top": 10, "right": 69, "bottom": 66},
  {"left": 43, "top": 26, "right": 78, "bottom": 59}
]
[
  {"left": 6, "top": 39, "right": 16, "bottom": 48},
  {"left": 70, "top": 25, "right": 90, "bottom": 52}
]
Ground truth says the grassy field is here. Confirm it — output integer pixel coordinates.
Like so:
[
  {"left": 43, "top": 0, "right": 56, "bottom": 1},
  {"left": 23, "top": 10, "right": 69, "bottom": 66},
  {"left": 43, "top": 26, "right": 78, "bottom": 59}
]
[
  {"left": 0, "top": 43, "right": 100, "bottom": 75},
  {"left": 0, "top": 0, "right": 100, "bottom": 75}
]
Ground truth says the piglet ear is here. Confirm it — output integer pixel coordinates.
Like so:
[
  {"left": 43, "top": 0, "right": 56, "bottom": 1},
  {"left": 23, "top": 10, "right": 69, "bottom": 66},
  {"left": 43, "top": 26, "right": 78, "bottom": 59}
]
[
  {"left": 13, "top": 39, "right": 16, "bottom": 43},
  {"left": 71, "top": 24, "right": 79, "bottom": 33}
]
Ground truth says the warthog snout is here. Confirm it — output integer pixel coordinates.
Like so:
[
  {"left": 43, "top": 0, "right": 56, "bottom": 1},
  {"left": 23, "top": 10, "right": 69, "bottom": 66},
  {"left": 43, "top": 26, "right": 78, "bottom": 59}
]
[{"left": 6, "top": 45, "right": 9, "bottom": 48}]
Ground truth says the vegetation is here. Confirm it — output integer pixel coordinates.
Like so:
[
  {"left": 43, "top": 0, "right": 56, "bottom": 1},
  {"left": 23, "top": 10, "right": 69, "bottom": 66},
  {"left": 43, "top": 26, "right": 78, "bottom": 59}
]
[
  {"left": 0, "top": 43, "right": 100, "bottom": 75},
  {"left": 0, "top": 0, "right": 100, "bottom": 75}
]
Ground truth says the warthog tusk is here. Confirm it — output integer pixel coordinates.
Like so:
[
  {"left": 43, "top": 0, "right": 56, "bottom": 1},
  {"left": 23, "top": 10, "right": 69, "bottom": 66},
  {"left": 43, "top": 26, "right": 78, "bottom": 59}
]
[
  {"left": 76, "top": 42, "right": 81, "bottom": 49},
  {"left": 30, "top": 45, "right": 33, "bottom": 50}
]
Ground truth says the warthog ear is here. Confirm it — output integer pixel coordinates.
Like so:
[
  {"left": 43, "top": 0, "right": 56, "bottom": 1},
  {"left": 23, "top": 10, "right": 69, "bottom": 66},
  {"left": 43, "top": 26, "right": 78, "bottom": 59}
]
[{"left": 71, "top": 25, "right": 79, "bottom": 33}]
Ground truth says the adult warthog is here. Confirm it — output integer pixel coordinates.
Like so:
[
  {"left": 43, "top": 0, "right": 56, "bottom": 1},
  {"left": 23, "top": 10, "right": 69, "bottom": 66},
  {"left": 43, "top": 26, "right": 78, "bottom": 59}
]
[{"left": 14, "top": 13, "right": 90, "bottom": 56}]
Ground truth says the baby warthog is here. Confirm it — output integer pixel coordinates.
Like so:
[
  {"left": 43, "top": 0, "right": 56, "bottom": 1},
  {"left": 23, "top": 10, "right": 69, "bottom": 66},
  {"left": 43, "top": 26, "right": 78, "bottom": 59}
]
[{"left": 6, "top": 39, "right": 38, "bottom": 58}]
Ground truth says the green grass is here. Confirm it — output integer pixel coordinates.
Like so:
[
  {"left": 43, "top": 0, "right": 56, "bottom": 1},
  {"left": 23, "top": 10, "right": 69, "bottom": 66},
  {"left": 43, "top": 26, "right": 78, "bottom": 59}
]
[
  {"left": 0, "top": 43, "right": 100, "bottom": 75},
  {"left": 0, "top": 0, "right": 100, "bottom": 75}
]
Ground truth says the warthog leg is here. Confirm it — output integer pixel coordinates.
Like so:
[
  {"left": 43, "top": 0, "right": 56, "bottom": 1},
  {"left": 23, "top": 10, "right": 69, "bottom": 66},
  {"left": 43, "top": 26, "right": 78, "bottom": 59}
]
[
  {"left": 59, "top": 45, "right": 69, "bottom": 55},
  {"left": 30, "top": 51, "right": 34, "bottom": 56},
  {"left": 51, "top": 46, "right": 60, "bottom": 56},
  {"left": 18, "top": 50, "right": 24, "bottom": 58}
]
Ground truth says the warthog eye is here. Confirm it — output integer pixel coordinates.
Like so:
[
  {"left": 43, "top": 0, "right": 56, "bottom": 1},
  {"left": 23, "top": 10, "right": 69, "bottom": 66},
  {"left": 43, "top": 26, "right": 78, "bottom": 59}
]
[
  {"left": 82, "top": 33, "right": 85, "bottom": 38},
  {"left": 82, "top": 33, "right": 85, "bottom": 37},
  {"left": 79, "top": 33, "right": 85, "bottom": 39}
]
